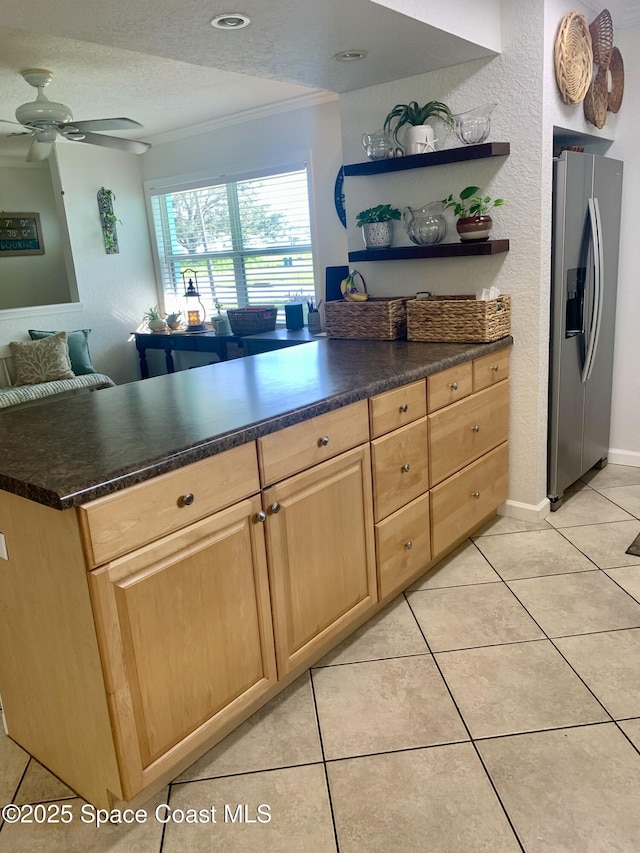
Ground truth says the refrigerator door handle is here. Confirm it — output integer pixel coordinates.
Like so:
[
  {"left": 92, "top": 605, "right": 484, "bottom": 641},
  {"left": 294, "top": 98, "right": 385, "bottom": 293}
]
[{"left": 582, "top": 198, "right": 603, "bottom": 383}]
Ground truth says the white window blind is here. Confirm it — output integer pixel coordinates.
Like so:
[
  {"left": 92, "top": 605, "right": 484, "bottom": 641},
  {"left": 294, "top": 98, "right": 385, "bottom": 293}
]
[{"left": 149, "top": 166, "right": 316, "bottom": 320}]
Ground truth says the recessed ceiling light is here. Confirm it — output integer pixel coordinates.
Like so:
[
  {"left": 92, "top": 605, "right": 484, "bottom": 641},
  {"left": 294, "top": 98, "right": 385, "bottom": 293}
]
[
  {"left": 334, "top": 49, "right": 367, "bottom": 62},
  {"left": 211, "top": 12, "right": 251, "bottom": 29}
]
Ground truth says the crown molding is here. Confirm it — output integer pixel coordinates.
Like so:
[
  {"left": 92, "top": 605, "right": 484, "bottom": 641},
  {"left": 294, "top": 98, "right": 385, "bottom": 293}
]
[{"left": 148, "top": 91, "right": 339, "bottom": 146}]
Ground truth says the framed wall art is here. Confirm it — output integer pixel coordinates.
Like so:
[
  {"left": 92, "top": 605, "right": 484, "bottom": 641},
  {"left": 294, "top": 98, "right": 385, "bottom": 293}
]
[{"left": 0, "top": 212, "right": 45, "bottom": 256}]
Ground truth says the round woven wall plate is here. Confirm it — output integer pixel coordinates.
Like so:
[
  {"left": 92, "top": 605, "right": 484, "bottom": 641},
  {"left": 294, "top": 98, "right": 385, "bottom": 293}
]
[
  {"left": 555, "top": 12, "right": 594, "bottom": 104},
  {"left": 584, "top": 66, "right": 608, "bottom": 128},
  {"left": 608, "top": 46, "right": 624, "bottom": 113}
]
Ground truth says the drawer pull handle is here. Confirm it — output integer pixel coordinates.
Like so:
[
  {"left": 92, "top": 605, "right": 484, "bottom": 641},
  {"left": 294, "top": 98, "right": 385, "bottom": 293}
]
[
  {"left": 450, "top": 382, "right": 458, "bottom": 391},
  {"left": 402, "top": 463, "right": 411, "bottom": 473},
  {"left": 492, "top": 364, "right": 500, "bottom": 372},
  {"left": 270, "top": 502, "right": 282, "bottom": 514},
  {"left": 471, "top": 491, "right": 481, "bottom": 500},
  {"left": 179, "top": 493, "right": 195, "bottom": 507},
  {"left": 471, "top": 425, "right": 480, "bottom": 433},
  {"left": 399, "top": 403, "right": 409, "bottom": 413},
  {"left": 254, "top": 511, "right": 267, "bottom": 523},
  {"left": 405, "top": 540, "right": 413, "bottom": 551},
  {"left": 318, "top": 435, "right": 330, "bottom": 447}
]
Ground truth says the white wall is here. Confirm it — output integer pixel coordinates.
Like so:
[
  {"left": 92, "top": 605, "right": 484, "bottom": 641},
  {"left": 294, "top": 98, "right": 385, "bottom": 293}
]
[
  {"left": 340, "top": 0, "right": 548, "bottom": 511},
  {"left": 0, "top": 144, "right": 158, "bottom": 384}
]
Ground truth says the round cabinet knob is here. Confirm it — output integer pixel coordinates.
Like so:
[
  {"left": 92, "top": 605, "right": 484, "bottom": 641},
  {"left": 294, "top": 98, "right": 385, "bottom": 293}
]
[
  {"left": 405, "top": 540, "right": 413, "bottom": 551},
  {"left": 471, "top": 424, "right": 480, "bottom": 433},
  {"left": 471, "top": 491, "right": 481, "bottom": 500},
  {"left": 492, "top": 364, "right": 500, "bottom": 372},
  {"left": 399, "top": 403, "right": 409, "bottom": 413},
  {"left": 318, "top": 435, "right": 330, "bottom": 447},
  {"left": 402, "top": 463, "right": 411, "bottom": 473},
  {"left": 450, "top": 382, "right": 458, "bottom": 391},
  {"left": 270, "top": 502, "right": 282, "bottom": 514},
  {"left": 254, "top": 510, "right": 267, "bottom": 523},
  {"left": 179, "top": 493, "right": 195, "bottom": 507}
]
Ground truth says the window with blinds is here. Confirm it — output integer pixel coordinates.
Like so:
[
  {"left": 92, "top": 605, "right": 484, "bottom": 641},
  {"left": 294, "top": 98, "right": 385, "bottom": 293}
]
[{"left": 148, "top": 166, "right": 316, "bottom": 321}]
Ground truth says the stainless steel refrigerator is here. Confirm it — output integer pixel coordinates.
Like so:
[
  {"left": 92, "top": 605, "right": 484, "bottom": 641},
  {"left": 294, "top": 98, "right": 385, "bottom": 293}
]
[{"left": 548, "top": 151, "right": 623, "bottom": 509}]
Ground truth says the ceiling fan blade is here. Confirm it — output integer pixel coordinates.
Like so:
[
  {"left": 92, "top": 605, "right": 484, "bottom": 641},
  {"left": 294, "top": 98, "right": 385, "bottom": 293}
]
[
  {"left": 73, "top": 131, "right": 150, "bottom": 154},
  {"left": 72, "top": 118, "right": 143, "bottom": 132},
  {"left": 27, "top": 139, "right": 54, "bottom": 162},
  {"left": 0, "top": 118, "right": 30, "bottom": 131}
]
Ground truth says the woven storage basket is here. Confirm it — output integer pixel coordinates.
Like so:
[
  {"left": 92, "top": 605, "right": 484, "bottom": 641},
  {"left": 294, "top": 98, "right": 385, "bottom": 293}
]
[
  {"left": 407, "top": 295, "right": 511, "bottom": 343},
  {"left": 607, "top": 46, "right": 624, "bottom": 113},
  {"left": 227, "top": 306, "right": 278, "bottom": 335},
  {"left": 324, "top": 297, "right": 407, "bottom": 340},
  {"left": 589, "top": 8, "right": 614, "bottom": 68},
  {"left": 554, "top": 11, "right": 593, "bottom": 104},
  {"left": 584, "top": 65, "right": 608, "bottom": 128}
]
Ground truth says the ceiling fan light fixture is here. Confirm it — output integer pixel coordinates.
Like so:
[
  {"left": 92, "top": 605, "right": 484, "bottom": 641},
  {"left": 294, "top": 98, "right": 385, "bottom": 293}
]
[
  {"left": 210, "top": 12, "right": 251, "bottom": 29},
  {"left": 334, "top": 49, "right": 367, "bottom": 62}
]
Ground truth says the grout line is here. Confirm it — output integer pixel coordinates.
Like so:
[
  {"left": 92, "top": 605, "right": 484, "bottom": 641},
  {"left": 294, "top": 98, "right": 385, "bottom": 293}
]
[
  {"left": 308, "top": 669, "right": 341, "bottom": 852},
  {"left": 471, "top": 719, "right": 615, "bottom": 744},
  {"left": 615, "top": 721, "right": 640, "bottom": 758},
  {"left": 403, "top": 584, "right": 526, "bottom": 853},
  {"left": 169, "top": 759, "right": 326, "bottom": 787},
  {"left": 158, "top": 781, "right": 172, "bottom": 852},
  {"left": 311, "top": 650, "right": 432, "bottom": 669},
  {"left": 0, "top": 756, "right": 32, "bottom": 835}
]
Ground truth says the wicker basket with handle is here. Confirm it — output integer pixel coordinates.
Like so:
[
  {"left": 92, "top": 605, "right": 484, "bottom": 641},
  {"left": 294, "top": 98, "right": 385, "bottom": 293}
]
[
  {"left": 407, "top": 295, "right": 511, "bottom": 343},
  {"left": 324, "top": 297, "right": 408, "bottom": 340}
]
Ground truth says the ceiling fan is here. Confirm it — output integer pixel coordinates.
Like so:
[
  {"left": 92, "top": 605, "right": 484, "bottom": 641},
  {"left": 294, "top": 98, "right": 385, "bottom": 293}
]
[{"left": 0, "top": 69, "right": 151, "bottom": 159}]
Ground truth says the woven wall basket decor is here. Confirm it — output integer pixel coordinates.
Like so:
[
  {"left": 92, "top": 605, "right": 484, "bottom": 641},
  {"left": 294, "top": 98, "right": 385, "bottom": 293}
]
[
  {"left": 607, "top": 46, "right": 624, "bottom": 112},
  {"left": 584, "top": 65, "right": 608, "bottom": 128},
  {"left": 554, "top": 11, "right": 593, "bottom": 104},
  {"left": 589, "top": 8, "right": 614, "bottom": 69}
]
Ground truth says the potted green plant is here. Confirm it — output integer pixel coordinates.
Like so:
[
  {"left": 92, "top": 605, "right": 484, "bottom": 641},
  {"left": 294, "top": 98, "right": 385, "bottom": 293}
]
[
  {"left": 440, "top": 186, "right": 507, "bottom": 242},
  {"left": 143, "top": 306, "right": 168, "bottom": 332},
  {"left": 356, "top": 204, "right": 401, "bottom": 249},
  {"left": 383, "top": 100, "right": 453, "bottom": 154},
  {"left": 166, "top": 311, "right": 182, "bottom": 330}
]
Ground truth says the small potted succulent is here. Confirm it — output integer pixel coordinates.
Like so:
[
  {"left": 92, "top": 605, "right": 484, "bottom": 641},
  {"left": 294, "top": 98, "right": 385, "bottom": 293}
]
[
  {"left": 166, "top": 311, "right": 182, "bottom": 330},
  {"left": 383, "top": 100, "right": 453, "bottom": 154},
  {"left": 440, "top": 186, "right": 507, "bottom": 242},
  {"left": 143, "top": 305, "right": 168, "bottom": 331},
  {"left": 356, "top": 204, "right": 401, "bottom": 249}
]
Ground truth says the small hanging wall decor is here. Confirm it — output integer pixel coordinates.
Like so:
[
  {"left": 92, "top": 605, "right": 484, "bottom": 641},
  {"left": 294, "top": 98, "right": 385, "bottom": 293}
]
[{"left": 97, "top": 187, "right": 119, "bottom": 254}]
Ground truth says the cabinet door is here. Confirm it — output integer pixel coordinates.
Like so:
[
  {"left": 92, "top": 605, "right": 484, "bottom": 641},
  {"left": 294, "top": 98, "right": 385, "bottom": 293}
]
[
  {"left": 88, "top": 495, "right": 276, "bottom": 800},
  {"left": 263, "top": 445, "right": 377, "bottom": 676}
]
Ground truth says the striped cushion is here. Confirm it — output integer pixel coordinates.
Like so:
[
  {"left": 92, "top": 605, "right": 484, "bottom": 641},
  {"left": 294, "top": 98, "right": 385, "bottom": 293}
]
[{"left": 0, "top": 374, "right": 114, "bottom": 410}]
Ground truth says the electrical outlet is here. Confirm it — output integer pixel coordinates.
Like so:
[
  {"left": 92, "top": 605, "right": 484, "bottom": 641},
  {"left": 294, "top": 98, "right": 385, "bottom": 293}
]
[{"left": 0, "top": 533, "right": 8, "bottom": 561}]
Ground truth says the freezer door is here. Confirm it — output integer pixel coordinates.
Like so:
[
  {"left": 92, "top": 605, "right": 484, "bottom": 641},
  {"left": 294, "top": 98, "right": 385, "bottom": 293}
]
[
  {"left": 548, "top": 152, "right": 594, "bottom": 502},
  {"left": 582, "top": 156, "right": 623, "bottom": 470}
]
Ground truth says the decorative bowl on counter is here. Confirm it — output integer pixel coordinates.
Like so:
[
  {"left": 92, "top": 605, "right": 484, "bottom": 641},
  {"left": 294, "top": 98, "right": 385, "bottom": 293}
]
[{"left": 452, "top": 102, "right": 496, "bottom": 145}]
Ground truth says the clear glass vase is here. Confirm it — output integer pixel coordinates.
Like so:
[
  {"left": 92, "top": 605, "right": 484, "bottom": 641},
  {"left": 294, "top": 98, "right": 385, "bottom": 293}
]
[{"left": 452, "top": 103, "right": 497, "bottom": 145}]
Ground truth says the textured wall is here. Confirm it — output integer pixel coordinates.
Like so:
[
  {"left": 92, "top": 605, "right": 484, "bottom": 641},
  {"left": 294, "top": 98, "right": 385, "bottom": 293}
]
[{"left": 340, "top": 0, "right": 548, "bottom": 510}]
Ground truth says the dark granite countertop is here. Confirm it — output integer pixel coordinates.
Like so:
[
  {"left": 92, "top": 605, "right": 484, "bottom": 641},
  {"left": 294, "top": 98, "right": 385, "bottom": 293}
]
[{"left": 0, "top": 337, "right": 512, "bottom": 510}]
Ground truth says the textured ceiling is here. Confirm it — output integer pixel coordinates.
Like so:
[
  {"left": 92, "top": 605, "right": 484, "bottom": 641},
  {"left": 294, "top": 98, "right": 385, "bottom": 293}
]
[
  {"left": 580, "top": 0, "right": 640, "bottom": 29},
  {"left": 0, "top": 0, "right": 497, "bottom": 155}
]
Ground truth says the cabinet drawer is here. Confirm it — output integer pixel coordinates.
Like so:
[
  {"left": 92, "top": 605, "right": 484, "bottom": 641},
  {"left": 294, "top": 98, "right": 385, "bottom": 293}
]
[
  {"left": 428, "top": 380, "right": 509, "bottom": 486},
  {"left": 473, "top": 347, "right": 510, "bottom": 392},
  {"left": 257, "top": 400, "right": 369, "bottom": 486},
  {"left": 371, "top": 418, "right": 429, "bottom": 522},
  {"left": 376, "top": 492, "right": 431, "bottom": 599},
  {"left": 427, "top": 362, "right": 472, "bottom": 412},
  {"left": 431, "top": 442, "right": 509, "bottom": 558},
  {"left": 369, "top": 380, "right": 427, "bottom": 438},
  {"left": 79, "top": 442, "right": 260, "bottom": 567}
]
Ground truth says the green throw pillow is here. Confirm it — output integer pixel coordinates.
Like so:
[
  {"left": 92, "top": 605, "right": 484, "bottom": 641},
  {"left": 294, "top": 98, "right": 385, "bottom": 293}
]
[{"left": 28, "top": 329, "right": 97, "bottom": 375}]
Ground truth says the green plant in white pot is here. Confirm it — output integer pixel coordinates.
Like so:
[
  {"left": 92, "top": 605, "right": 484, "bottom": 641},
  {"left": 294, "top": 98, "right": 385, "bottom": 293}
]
[
  {"left": 383, "top": 100, "right": 453, "bottom": 154},
  {"left": 356, "top": 204, "right": 401, "bottom": 249},
  {"left": 143, "top": 305, "right": 168, "bottom": 331}
]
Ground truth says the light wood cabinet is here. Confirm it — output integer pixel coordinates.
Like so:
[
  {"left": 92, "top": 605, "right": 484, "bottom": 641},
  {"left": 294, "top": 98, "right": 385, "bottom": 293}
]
[
  {"left": 473, "top": 347, "right": 510, "bottom": 391},
  {"left": 371, "top": 418, "right": 429, "bottom": 522},
  {"left": 375, "top": 492, "right": 431, "bottom": 599},
  {"left": 369, "top": 380, "right": 427, "bottom": 438},
  {"left": 262, "top": 445, "right": 376, "bottom": 676},
  {"left": 427, "top": 362, "right": 473, "bottom": 412},
  {"left": 88, "top": 495, "right": 277, "bottom": 800}
]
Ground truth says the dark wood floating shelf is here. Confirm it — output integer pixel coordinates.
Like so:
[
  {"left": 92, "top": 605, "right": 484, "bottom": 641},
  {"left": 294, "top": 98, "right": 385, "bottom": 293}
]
[
  {"left": 344, "top": 142, "right": 510, "bottom": 176},
  {"left": 348, "top": 239, "right": 510, "bottom": 262}
]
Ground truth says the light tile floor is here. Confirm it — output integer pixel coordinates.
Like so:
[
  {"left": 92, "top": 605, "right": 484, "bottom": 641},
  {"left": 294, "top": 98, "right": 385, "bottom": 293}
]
[{"left": 2, "top": 464, "right": 640, "bottom": 851}]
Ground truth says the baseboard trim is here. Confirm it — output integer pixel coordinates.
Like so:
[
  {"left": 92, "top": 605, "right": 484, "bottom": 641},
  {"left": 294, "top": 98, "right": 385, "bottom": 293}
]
[
  {"left": 498, "top": 498, "right": 550, "bottom": 522},
  {"left": 608, "top": 448, "right": 640, "bottom": 468}
]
